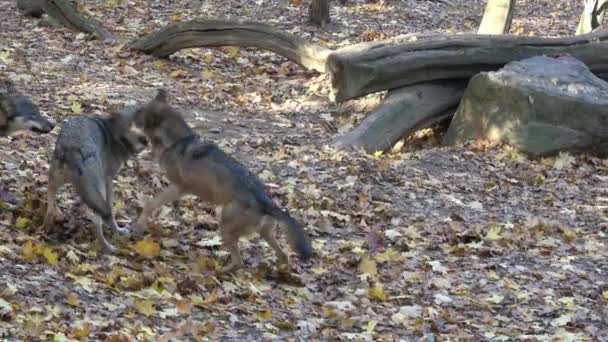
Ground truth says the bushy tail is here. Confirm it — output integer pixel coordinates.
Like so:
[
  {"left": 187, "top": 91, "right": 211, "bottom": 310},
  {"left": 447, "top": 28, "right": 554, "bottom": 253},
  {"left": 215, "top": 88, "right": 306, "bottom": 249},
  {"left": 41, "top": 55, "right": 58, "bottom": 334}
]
[
  {"left": 63, "top": 153, "right": 112, "bottom": 221},
  {"left": 265, "top": 205, "right": 312, "bottom": 261}
]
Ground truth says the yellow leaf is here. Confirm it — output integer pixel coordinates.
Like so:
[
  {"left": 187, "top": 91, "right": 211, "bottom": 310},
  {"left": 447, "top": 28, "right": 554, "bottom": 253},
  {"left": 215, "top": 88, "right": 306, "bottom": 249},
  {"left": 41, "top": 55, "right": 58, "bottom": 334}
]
[
  {"left": 131, "top": 239, "right": 161, "bottom": 258},
  {"left": 373, "top": 150, "right": 383, "bottom": 157},
  {"left": 558, "top": 297, "right": 575, "bottom": 308},
  {"left": 134, "top": 299, "right": 156, "bottom": 317},
  {"left": 366, "top": 320, "right": 377, "bottom": 333},
  {"left": 201, "top": 68, "right": 214, "bottom": 79},
  {"left": 170, "top": 70, "right": 185, "bottom": 79},
  {"left": 561, "top": 228, "right": 576, "bottom": 242},
  {"left": 485, "top": 225, "right": 502, "bottom": 241},
  {"left": 71, "top": 323, "right": 90, "bottom": 338},
  {"left": 257, "top": 309, "right": 272, "bottom": 321},
  {"left": 71, "top": 102, "right": 83, "bottom": 115},
  {"left": 487, "top": 270, "right": 500, "bottom": 280},
  {"left": 204, "top": 54, "right": 214, "bottom": 64},
  {"left": 169, "top": 14, "right": 181, "bottom": 22},
  {"left": 22, "top": 240, "right": 35, "bottom": 261},
  {"left": 368, "top": 285, "right": 387, "bottom": 301},
  {"left": 273, "top": 321, "right": 296, "bottom": 330},
  {"left": 41, "top": 247, "right": 58, "bottom": 265},
  {"left": 224, "top": 47, "right": 240, "bottom": 57},
  {"left": 15, "top": 217, "right": 30, "bottom": 229},
  {"left": 503, "top": 277, "right": 520, "bottom": 290},
  {"left": 322, "top": 306, "right": 337, "bottom": 317},
  {"left": 357, "top": 256, "right": 378, "bottom": 278},
  {"left": 112, "top": 200, "right": 125, "bottom": 211},
  {"left": 602, "top": 290, "right": 608, "bottom": 299},
  {"left": 67, "top": 293, "right": 78, "bottom": 306},
  {"left": 152, "top": 60, "right": 165, "bottom": 70}
]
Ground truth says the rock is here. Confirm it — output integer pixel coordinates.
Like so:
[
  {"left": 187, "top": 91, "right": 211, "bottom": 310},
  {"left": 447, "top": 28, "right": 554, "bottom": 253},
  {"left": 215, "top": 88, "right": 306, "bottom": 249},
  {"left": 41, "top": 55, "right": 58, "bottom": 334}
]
[{"left": 443, "top": 56, "right": 608, "bottom": 157}]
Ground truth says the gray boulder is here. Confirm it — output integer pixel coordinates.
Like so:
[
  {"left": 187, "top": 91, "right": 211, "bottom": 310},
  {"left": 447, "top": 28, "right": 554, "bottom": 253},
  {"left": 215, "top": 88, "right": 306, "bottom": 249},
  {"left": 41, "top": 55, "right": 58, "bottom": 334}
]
[{"left": 443, "top": 56, "right": 608, "bottom": 157}]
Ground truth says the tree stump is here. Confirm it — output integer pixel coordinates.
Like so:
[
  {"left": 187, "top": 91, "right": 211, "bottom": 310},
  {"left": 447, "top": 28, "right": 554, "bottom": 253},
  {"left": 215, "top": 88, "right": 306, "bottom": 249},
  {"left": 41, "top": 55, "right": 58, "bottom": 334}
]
[{"left": 309, "top": 0, "right": 330, "bottom": 28}]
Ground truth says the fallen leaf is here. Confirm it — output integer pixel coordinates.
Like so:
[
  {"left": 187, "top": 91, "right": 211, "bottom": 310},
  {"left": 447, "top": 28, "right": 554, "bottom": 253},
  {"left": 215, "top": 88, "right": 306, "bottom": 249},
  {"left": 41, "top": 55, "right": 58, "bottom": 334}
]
[
  {"left": 357, "top": 256, "right": 378, "bottom": 278},
  {"left": 131, "top": 239, "right": 161, "bottom": 258},
  {"left": 485, "top": 224, "right": 502, "bottom": 241},
  {"left": 41, "top": 246, "right": 58, "bottom": 265},
  {"left": 368, "top": 286, "right": 387, "bottom": 301},
  {"left": 22, "top": 240, "right": 35, "bottom": 261},
  {"left": 551, "top": 314, "right": 571, "bottom": 327},
  {"left": 15, "top": 216, "right": 30, "bottom": 229},
  {"left": 67, "top": 293, "right": 78, "bottom": 306},
  {"left": 71, "top": 323, "right": 90, "bottom": 338},
  {"left": 487, "top": 293, "right": 504, "bottom": 304},
  {"left": 71, "top": 102, "right": 83, "bottom": 114},
  {"left": 257, "top": 309, "right": 272, "bottom": 321},
  {"left": 134, "top": 299, "right": 157, "bottom": 317}
]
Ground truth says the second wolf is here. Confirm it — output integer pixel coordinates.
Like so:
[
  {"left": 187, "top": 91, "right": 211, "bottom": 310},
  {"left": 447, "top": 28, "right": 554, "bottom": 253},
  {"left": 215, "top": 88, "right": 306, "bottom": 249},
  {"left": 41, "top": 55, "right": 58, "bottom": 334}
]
[
  {"left": 0, "top": 81, "right": 55, "bottom": 136},
  {"left": 130, "top": 90, "right": 312, "bottom": 272},
  {"left": 42, "top": 106, "right": 147, "bottom": 252}
]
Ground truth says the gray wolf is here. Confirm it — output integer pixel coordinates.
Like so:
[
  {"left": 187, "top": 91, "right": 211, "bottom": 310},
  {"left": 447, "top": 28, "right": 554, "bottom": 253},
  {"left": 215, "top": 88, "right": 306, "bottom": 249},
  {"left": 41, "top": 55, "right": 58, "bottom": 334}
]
[
  {"left": 130, "top": 90, "right": 312, "bottom": 272},
  {"left": 41, "top": 105, "right": 147, "bottom": 252},
  {"left": 0, "top": 82, "right": 55, "bottom": 136}
]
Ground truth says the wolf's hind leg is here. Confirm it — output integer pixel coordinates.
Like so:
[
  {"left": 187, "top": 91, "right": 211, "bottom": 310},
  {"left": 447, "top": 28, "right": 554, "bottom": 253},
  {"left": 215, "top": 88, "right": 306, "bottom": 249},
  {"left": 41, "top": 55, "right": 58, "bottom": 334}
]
[
  {"left": 41, "top": 162, "right": 65, "bottom": 232},
  {"left": 259, "top": 217, "right": 290, "bottom": 270}
]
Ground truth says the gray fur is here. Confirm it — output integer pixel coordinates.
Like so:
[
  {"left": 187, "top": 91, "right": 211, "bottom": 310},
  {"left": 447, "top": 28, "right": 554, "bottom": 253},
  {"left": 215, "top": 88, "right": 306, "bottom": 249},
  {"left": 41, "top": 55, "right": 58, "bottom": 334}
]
[
  {"left": 0, "top": 92, "right": 55, "bottom": 136},
  {"left": 131, "top": 90, "right": 312, "bottom": 272},
  {"left": 41, "top": 106, "right": 147, "bottom": 252}
]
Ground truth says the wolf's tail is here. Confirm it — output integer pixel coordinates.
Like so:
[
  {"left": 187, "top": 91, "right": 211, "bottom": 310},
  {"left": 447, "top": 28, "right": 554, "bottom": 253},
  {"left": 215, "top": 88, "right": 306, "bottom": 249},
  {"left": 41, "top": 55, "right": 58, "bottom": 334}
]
[
  {"left": 63, "top": 152, "right": 113, "bottom": 222},
  {"left": 264, "top": 205, "right": 312, "bottom": 261}
]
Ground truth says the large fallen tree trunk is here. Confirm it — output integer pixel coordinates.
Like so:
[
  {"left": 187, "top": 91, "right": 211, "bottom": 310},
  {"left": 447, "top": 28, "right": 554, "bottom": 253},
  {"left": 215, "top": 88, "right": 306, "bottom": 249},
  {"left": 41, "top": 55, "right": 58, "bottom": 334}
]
[
  {"left": 130, "top": 19, "right": 331, "bottom": 73},
  {"left": 328, "top": 29, "right": 608, "bottom": 102},
  {"left": 332, "top": 80, "right": 466, "bottom": 153},
  {"left": 16, "top": 0, "right": 115, "bottom": 41}
]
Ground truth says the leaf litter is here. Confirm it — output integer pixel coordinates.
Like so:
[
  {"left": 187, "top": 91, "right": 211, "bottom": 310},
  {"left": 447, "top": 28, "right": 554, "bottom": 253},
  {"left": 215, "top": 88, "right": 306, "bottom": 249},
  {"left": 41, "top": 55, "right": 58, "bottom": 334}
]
[{"left": 0, "top": 0, "right": 606, "bottom": 340}]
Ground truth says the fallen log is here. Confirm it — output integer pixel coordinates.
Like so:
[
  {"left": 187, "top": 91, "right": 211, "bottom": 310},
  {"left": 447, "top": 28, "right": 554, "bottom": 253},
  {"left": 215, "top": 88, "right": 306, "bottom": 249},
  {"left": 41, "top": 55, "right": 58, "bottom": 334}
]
[
  {"left": 130, "top": 19, "right": 331, "bottom": 73},
  {"left": 328, "top": 29, "right": 608, "bottom": 102},
  {"left": 332, "top": 80, "right": 466, "bottom": 153},
  {"left": 16, "top": 0, "right": 116, "bottom": 41}
]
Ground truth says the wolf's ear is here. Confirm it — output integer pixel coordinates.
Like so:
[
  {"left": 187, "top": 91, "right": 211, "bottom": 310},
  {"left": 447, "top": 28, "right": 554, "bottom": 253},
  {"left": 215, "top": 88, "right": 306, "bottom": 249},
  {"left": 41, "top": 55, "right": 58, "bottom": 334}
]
[{"left": 154, "top": 89, "right": 167, "bottom": 102}]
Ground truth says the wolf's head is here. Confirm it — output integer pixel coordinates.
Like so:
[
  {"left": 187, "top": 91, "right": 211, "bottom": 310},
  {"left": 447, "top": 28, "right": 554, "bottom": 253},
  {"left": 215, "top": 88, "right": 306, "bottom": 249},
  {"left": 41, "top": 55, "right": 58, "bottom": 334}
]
[
  {"left": 0, "top": 94, "right": 55, "bottom": 136},
  {"left": 133, "top": 89, "right": 194, "bottom": 155},
  {"left": 106, "top": 105, "right": 148, "bottom": 155}
]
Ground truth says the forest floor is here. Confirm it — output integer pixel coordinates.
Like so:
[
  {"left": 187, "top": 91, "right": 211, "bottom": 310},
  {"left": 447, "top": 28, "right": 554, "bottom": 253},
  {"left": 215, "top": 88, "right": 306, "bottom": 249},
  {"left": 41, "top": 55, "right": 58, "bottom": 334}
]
[{"left": 1, "top": 0, "right": 607, "bottom": 341}]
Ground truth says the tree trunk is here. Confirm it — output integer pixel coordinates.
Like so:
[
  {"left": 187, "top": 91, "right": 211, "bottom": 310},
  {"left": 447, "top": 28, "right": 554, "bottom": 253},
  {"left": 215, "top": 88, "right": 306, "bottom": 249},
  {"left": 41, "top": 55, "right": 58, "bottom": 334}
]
[
  {"left": 328, "top": 29, "right": 608, "bottom": 102},
  {"left": 309, "top": 0, "right": 330, "bottom": 27},
  {"left": 576, "top": 0, "right": 608, "bottom": 34},
  {"left": 477, "top": 0, "right": 515, "bottom": 34},
  {"left": 15, "top": 0, "right": 115, "bottom": 41},
  {"left": 130, "top": 19, "right": 331, "bottom": 73},
  {"left": 332, "top": 80, "right": 466, "bottom": 153}
]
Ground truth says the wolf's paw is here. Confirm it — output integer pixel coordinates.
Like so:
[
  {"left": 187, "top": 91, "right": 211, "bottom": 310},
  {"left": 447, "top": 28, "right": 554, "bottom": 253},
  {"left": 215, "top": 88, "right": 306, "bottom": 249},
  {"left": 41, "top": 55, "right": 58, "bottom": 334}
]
[{"left": 115, "top": 226, "right": 132, "bottom": 236}]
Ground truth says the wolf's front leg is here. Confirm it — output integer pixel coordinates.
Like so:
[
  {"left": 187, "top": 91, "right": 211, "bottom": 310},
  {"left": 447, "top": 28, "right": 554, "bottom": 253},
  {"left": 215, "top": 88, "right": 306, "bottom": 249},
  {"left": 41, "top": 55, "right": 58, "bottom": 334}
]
[
  {"left": 130, "top": 185, "right": 183, "bottom": 235},
  {"left": 104, "top": 177, "right": 130, "bottom": 236}
]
